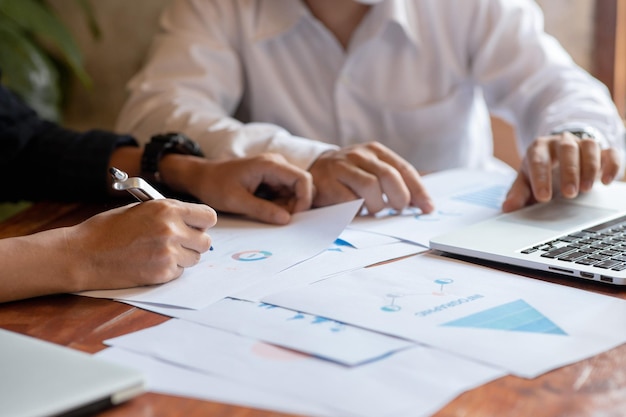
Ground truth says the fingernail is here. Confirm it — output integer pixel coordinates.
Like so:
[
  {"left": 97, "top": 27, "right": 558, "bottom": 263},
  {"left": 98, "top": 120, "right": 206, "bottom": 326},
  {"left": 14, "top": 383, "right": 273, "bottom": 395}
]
[
  {"left": 274, "top": 211, "right": 291, "bottom": 225},
  {"left": 423, "top": 199, "right": 435, "bottom": 214},
  {"left": 536, "top": 188, "right": 550, "bottom": 201},
  {"left": 564, "top": 184, "right": 577, "bottom": 197}
]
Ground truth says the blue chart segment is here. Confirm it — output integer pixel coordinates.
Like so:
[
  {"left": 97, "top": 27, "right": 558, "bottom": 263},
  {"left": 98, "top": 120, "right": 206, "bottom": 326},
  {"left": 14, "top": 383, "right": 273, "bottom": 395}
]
[
  {"left": 451, "top": 185, "right": 507, "bottom": 209},
  {"left": 441, "top": 299, "right": 567, "bottom": 335}
]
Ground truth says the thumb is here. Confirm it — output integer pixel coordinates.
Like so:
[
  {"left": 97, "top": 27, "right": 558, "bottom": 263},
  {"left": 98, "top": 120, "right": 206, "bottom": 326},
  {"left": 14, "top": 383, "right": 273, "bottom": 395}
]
[{"left": 240, "top": 195, "right": 292, "bottom": 225}]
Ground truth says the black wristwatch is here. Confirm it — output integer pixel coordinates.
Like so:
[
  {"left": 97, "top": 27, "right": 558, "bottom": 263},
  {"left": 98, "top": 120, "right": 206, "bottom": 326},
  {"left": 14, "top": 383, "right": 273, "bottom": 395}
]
[{"left": 141, "top": 133, "right": 204, "bottom": 183}]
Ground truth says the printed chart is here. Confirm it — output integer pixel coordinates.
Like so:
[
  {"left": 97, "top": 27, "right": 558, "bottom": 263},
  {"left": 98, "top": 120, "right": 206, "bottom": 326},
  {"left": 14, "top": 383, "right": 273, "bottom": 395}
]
[{"left": 264, "top": 252, "right": 626, "bottom": 377}]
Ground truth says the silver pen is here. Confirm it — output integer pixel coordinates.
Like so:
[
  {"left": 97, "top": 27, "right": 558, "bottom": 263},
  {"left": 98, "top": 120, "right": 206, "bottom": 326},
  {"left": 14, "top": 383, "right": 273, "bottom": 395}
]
[{"left": 109, "top": 167, "right": 165, "bottom": 201}]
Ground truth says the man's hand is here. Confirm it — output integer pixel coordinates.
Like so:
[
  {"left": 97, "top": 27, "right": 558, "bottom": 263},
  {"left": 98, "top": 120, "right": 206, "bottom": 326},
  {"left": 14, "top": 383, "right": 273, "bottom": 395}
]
[
  {"left": 502, "top": 132, "right": 622, "bottom": 212},
  {"left": 173, "top": 153, "right": 313, "bottom": 225},
  {"left": 308, "top": 142, "right": 434, "bottom": 214}
]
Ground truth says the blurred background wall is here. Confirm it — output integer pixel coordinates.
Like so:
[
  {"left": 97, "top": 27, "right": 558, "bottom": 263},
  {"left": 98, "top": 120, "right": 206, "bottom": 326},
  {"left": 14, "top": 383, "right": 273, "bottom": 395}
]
[
  {"left": 46, "top": 0, "right": 597, "bottom": 169},
  {"left": 47, "top": 0, "right": 170, "bottom": 131},
  {"left": 0, "top": 0, "right": 601, "bottom": 220}
]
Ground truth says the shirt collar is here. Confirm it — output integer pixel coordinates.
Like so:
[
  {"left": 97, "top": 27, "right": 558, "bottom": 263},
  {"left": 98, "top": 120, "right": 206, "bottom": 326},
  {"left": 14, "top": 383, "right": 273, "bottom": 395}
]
[
  {"left": 367, "top": 1, "right": 421, "bottom": 48},
  {"left": 253, "top": 0, "right": 420, "bottom": 48},
  {"left": 254, "top": 0, "right": 308, "bottom": 42}
]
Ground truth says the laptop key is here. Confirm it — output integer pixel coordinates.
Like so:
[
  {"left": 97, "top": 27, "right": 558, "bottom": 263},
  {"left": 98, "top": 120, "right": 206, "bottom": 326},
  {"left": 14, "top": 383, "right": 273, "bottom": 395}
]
[
  {"left": 569, "top": 231, "right": 592, "bottom": 238},
  {"left": 599, "top": 249, "right": 621, "bottom": 257},
  {"left": 557, "top": 251, "right": 588, "bottom": 262},
  {"left": 587, "top": 254, "right": 610, "bottom": 261},
  {"left": 578, "top": 246, "right": 598, "bottom": 254},
  {"left": 541, "top": 247, "right": 576, "bottom": 258},
  {"left": 558, "top": 235, "right": 580, "bottom": 243},
  {"left": 593, "top": 259, "right": 622, "bottom": 269},
  {"left": 583, "top": 214, "right": 626, "bottom": 233},
  {"left": 575, "top": 257, "right": 600, "bottom": 265}
]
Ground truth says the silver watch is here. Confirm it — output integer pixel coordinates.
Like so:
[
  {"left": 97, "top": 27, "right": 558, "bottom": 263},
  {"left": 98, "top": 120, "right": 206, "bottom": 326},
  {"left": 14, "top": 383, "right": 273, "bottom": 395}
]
[{"left": 550, "top": 127, "right": 599, "bottom": 141}]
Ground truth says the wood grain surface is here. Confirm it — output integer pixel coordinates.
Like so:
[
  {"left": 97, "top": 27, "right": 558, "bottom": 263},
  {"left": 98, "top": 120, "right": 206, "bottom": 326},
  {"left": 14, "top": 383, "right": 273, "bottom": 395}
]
[{"left": 1, "top": 202, "right": 624, "bottom": 417}]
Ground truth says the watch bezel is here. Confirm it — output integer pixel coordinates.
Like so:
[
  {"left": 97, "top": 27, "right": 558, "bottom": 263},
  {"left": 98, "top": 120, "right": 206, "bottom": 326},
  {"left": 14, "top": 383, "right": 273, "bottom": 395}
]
[
  {"left": 141, "top": 133, "right": 204, "bottom": 183},
  {"left": 550, "top": 127, "right": 598, "bottom": 141}
]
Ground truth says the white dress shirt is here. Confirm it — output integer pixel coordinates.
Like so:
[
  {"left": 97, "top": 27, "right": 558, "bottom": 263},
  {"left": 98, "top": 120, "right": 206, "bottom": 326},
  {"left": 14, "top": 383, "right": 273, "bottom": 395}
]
[{"left": 117, "top": 0, "right": 625, "bottom": 172}]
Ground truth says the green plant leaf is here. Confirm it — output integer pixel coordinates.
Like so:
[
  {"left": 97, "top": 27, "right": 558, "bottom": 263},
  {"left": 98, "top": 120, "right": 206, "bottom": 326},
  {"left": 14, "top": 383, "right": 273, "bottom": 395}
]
[
  {"left": 74, "top": 0, "right": 100, "bottom": 40},
  {"left": 0, "top": 23, "right": 61, "bottom": 121},
  {"left": 0, "top": 0, "right": 91, "bottom": 87}
]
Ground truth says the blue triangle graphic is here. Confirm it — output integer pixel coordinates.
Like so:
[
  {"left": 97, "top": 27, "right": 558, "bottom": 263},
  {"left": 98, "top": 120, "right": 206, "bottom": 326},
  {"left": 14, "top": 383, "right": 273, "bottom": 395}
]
[{"left": 441, "top": 299, "right": 567, "bottom": 335}]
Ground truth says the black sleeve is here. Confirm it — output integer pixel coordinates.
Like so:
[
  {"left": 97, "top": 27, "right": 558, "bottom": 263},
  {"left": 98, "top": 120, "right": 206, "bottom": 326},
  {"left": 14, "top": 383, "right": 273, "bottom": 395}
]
[{"left": 0, "top": 83, "right": 138, "bottom": 202}]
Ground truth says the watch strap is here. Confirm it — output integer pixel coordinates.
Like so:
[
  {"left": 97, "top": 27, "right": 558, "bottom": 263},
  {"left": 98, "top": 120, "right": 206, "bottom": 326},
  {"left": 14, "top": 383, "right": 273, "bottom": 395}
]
[
  {"left": 141, "top": 133, "right": 203, "bottom": 183},
  {"left": 550, "top": 126, "right": 600, "bottom": 141}
]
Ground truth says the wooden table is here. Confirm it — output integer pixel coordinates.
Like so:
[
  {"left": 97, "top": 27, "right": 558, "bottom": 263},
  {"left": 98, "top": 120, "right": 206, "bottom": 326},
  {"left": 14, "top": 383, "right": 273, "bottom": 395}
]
[{"left": 1, "top": 202, "right": 625, "bottom": 417}]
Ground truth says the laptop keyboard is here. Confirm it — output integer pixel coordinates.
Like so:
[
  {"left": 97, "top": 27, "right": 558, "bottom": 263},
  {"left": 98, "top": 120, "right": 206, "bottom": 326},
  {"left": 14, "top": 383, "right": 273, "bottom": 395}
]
[{"left": 521, "top": 214, "right": 626, "bottom": 272}]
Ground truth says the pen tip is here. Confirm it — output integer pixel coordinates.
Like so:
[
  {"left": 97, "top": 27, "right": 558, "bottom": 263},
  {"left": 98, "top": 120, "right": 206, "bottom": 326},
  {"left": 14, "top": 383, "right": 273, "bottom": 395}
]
[{"left": 109, "top": 167, "right": 128, "bottom": 181}]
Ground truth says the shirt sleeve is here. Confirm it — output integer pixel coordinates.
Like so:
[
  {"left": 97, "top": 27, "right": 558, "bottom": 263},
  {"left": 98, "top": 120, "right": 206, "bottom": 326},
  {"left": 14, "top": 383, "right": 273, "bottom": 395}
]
[
  {"left": 468, "top": 0, "right": 625, "bottom": 163},
  {"left": 115, "top": 0, "right": 336, "bottom": 170},
  {"left": 0, "top": 83, "right": 137, "bottom": 202}
]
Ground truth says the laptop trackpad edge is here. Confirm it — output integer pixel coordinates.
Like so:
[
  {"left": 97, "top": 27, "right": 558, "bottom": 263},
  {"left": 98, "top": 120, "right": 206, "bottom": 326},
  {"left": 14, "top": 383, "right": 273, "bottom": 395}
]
[{"left": 497, "top": 201, "right": 617, "bottom": 232}]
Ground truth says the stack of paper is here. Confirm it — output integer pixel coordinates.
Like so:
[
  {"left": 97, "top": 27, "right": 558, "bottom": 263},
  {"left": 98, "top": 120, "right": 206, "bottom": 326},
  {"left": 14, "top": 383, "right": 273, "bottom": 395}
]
[{"left": 78, "top": 169, "right": 626, "bottom": 417}]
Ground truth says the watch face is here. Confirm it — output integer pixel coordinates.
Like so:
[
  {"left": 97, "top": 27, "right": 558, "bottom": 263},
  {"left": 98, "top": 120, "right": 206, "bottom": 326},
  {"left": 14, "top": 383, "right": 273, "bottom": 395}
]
[
  {"left": 176, "top": 135, "right": 203, "bottom": 156},
  {"left": 141, "top": 133, "right": 204, "bottom": 182},
  {"left": 154, "top": 133, "right": 204, "bottom": 157}
]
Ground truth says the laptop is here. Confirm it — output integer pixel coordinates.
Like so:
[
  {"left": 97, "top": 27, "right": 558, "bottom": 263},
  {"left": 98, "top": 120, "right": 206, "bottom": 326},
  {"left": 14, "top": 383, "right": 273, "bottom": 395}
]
[
  {"left": 430, "top": 180, "right": 626, "bottom": 286},
  {"left": 0, "top": 328, "right": 145, "bottom": 417}
]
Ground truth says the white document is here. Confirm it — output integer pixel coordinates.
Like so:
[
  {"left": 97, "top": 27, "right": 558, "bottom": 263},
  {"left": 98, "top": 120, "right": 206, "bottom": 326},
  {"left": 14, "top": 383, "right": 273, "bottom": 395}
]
[
  {"left": 96, "top": 348, "right": 335, "bottom": 417},
  {"left": 105, "top": 319, "right": 505, "bottom": 417},
  {"left": 264, "top": 252, "right": 626, "bottom": 378},
  {"left": 234, "top": 240, "right": 424, "bottom": 301},
  {"left": 349, "top": 169, "right": 515, "bottom": 246},
  {"left": 336, "top": 228, "right": 401, "bottom": 248},
  {"left": 126, "top": 297, "right": 416, "bottom": 366},
  {"left": 79, "top": 200, "right": 363, "bottom": 309}
]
